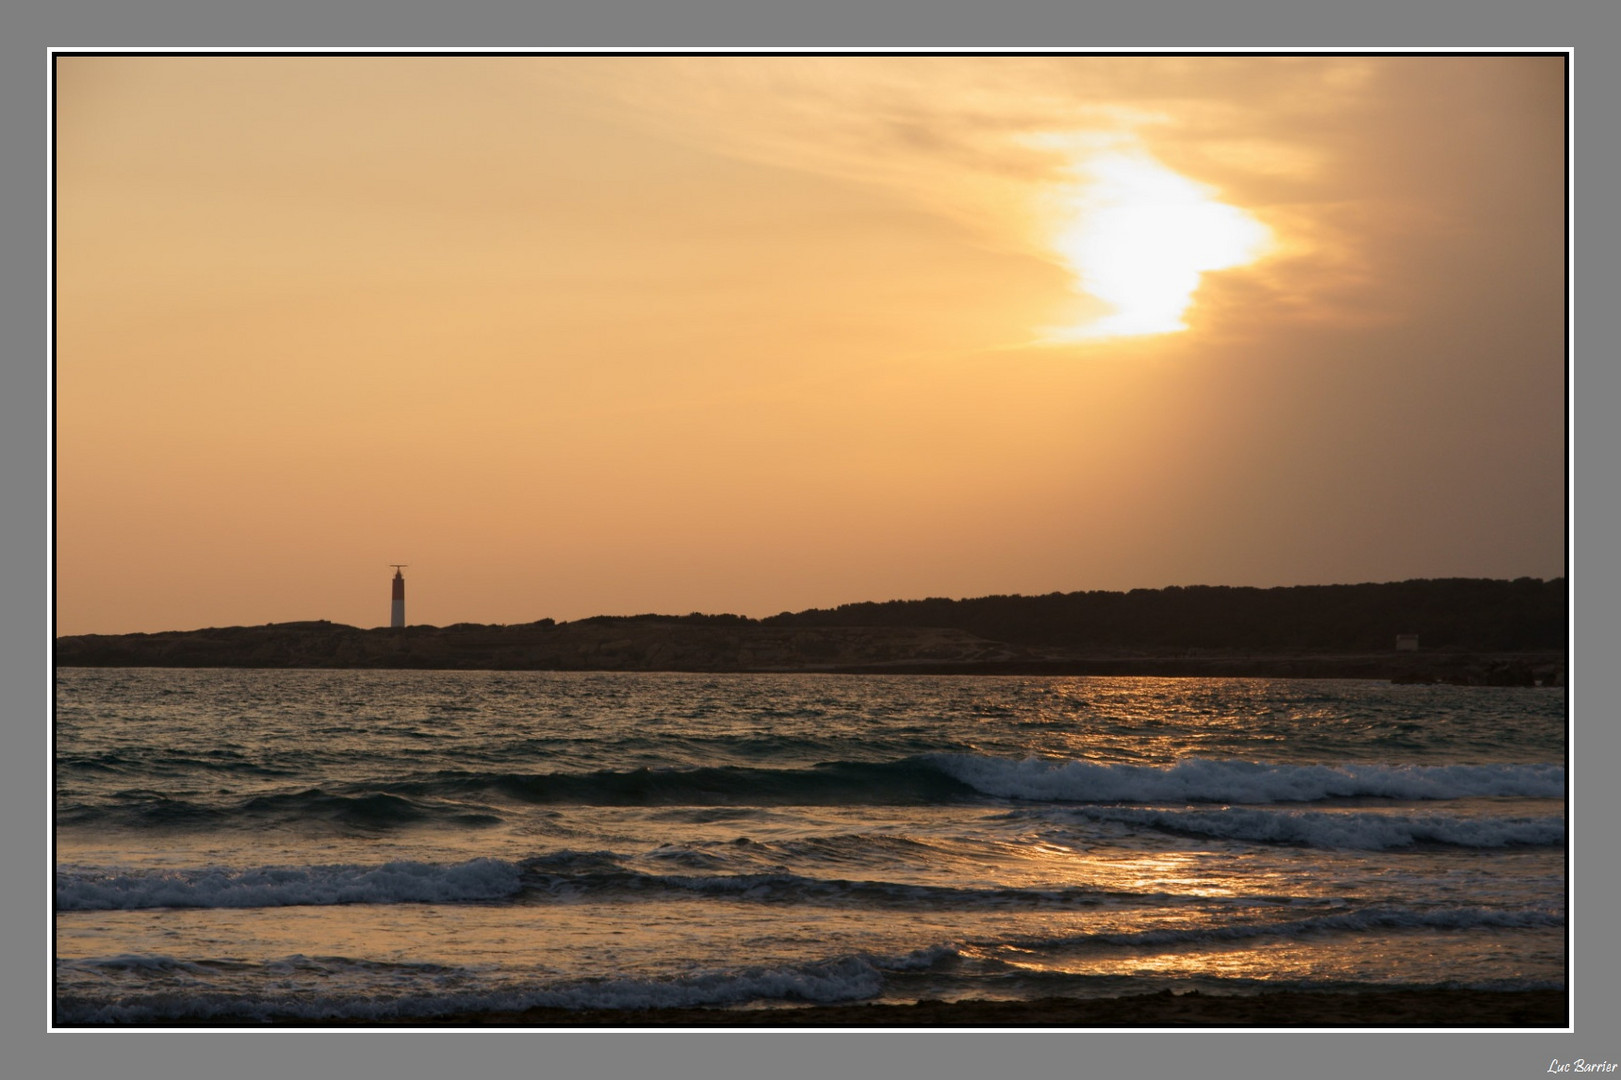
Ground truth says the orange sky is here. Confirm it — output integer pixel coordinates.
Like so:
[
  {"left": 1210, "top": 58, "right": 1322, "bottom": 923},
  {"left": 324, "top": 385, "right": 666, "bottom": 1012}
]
[{"left": 53, "top": 55, "right": 1567, "bottom": 634}]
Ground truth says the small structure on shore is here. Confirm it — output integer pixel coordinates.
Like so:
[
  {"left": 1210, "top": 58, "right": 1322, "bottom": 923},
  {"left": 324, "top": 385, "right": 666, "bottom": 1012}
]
[
  {"left": 1395, "top": 633, "right": 1419, "bottom": 651},
  {"left": 390, "top": 565, "right": 408, "bottom": 628}
]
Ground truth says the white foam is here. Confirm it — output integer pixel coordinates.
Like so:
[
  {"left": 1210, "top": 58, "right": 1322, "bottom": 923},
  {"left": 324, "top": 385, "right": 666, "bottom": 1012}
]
[
  {"left": 56, "top": 857, "right": 525, "bottom": 911},
  {"left": 928, "top": 755, "right": 1565, "bottom": 804},
  {"left": 55, "top": 952, "right": 898, "bottom": 1024}
]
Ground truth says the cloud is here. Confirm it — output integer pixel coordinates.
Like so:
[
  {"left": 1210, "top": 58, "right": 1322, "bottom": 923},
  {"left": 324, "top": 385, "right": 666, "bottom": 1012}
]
[{"left": 537, "top": 56, "right": 1558, "bottom": 339}]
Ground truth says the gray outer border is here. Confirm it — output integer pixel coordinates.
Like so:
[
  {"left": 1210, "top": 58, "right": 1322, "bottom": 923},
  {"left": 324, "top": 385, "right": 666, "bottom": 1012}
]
[{"left": 12, "top": 2, "right": 1608, "bottom": 1078}]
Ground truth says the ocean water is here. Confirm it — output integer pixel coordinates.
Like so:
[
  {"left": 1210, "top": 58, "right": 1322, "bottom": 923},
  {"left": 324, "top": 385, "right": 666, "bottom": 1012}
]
[{"left": 53, "top": 669, "right": 1567, "bottom": 1025}]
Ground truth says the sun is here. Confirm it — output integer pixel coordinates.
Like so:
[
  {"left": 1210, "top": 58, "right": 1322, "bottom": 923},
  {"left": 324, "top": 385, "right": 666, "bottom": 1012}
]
[{"left": 1044, "top": 150, "right": 1272, "bottom": 342}]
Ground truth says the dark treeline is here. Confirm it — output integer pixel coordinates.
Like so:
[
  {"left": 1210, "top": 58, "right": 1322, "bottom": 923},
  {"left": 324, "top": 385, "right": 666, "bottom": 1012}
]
[
  {"left": 55, "top": 578, "right": 1567, "bottom": 674},
  {"left": 757, "top": 578, "right": 1567, "bottom": 653},
  {"left": 530, "top": 578, "right": 1565, "bottom": 652}
]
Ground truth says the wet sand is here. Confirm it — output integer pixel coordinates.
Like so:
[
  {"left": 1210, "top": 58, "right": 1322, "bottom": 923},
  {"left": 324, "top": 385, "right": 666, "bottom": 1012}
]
[
  {"left": 102, "top": 988, "right": 1563, "bottom": 1028},
  {"left": 452, "top": 989, "right": 1566, "bottom": 1028},
  {"left": 440, "top": 989, "right": 1568, "bottom": 1028}
]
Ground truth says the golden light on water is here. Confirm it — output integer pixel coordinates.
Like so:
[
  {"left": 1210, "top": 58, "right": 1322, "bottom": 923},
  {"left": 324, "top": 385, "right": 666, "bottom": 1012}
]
[{"left": 1044, "top": 148, "right": 1274, "bottom": 342}]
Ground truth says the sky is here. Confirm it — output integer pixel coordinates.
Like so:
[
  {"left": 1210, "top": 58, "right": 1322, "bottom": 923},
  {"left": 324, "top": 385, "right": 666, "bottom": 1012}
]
[{"left": 53, "top": 54, "right": 1568, "bottom": 635}]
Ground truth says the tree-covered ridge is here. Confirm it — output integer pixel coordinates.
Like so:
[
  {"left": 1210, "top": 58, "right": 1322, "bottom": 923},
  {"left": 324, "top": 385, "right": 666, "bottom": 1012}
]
[
  {"left": 55, "top": 578, "right": 1566, "bottom": 677},
  {"left": 759, "top": 577, "right": 1566, "bottom": 652}
]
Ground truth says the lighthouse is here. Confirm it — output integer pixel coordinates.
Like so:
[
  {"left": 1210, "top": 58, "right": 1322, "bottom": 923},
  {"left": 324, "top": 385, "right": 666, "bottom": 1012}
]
[{"left": 390, "top": 565, "right": 407, "bottom": 628}]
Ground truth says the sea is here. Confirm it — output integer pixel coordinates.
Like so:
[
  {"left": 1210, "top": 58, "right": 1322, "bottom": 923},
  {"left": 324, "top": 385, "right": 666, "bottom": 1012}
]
[{"left": 52, "top": 669, "right": 1568, "bottom": 1025}]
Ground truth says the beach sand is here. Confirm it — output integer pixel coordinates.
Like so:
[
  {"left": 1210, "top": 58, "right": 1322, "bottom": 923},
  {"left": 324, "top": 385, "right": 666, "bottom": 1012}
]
[{"left": 100, "top": 988, "right": 1563, "bottom": 1028}]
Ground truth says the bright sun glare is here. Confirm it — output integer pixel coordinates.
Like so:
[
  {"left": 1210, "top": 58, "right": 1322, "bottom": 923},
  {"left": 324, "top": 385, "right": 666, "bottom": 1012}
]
[{"left": 1046, "top": 150, "right": 1272, "bottom": 342}]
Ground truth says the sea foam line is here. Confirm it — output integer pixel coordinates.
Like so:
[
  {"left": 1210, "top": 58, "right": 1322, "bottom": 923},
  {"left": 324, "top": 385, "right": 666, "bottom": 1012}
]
[
  {"left": 54, "top": 948, "right": 955, "bottom": 1024},
  {"left": 927, "top": 755, "right": 1565, "bottom": 804}
]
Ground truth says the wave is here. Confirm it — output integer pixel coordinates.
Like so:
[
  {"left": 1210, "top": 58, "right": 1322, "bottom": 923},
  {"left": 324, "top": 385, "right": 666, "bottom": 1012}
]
[
  {"left": 54, "top": 899, "right": 1566, "bottom": 1025},
  {"left": 54, "top": 948, "right": 954, "bottom": 1024},
  {"left": 57, "top": 758, "right": 1565, "bottom": 832},
  {"left": 378, "top": 761, "right": 977, "bottom": 806},
  {"left": 68, "top": 844, "right": 1560, "bottom": 916},
  {"left": 522, "top": 858, "right": 1145, "bottom": 911},
  {"left": 1054, "top": 806, "right": 1566, "bottom": 850},
  {"left": 56, "top": 858, "right": 525, "bottom": 911},
  {"left": 56, "top": 850, "right": 1166, "bottom": 912},
  {"left": 994, "top": 905, "right": 1566, "bottom": 953},
  {"left": 55, "top": 789, "right": 505, "bottom": 831},
  {"left": 928, "top": 756, "right": 1565, "bottom": 804},
  {"left": 57, "top": 749, "right": 303, "bottom": 778},
  {"left": 649, "top": 832, "right": 947, "bottom": 871},
  {"left": 367, "top": 756, "right": 1568, "bottom": 808}
]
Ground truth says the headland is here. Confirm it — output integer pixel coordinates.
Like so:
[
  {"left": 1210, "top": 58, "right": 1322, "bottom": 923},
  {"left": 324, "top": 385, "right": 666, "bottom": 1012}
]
[{"left": 55, "top": 579, "right": 1566, "bottom": 685}]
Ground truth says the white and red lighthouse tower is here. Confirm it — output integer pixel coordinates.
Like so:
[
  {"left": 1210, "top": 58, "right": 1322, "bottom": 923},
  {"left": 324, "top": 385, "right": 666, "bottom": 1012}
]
[{"left": 389, "top": 565, "right": 407, "bottom": 628}]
